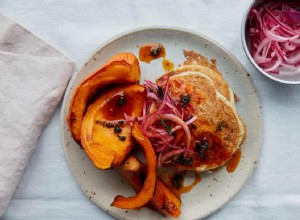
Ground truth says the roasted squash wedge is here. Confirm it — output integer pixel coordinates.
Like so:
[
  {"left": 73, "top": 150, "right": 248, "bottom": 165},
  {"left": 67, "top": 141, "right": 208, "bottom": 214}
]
[
  {"left": 81, "top": 84, "right": 146, "bottom": 169},
  {"left": 67, "top": 52, "right": 141, "bottom": 143},
  {"left": 119, "top": 155, "right": 181, "bottom": 217},
  {"left": 112, "top": 123, "right": 157, "bottom": 209}
]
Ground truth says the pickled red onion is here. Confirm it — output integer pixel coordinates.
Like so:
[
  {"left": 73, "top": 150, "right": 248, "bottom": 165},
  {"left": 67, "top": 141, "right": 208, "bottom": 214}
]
[
  {"left": 249, "top": 1, "right": 300, "bottom": 75},
  {"left": 137, "top": 76, "right": 197, "bottom": 167}
]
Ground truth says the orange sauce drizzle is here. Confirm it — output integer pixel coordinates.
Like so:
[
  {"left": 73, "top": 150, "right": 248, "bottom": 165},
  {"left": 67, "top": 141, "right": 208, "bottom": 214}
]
[
  {"left": 139, "top": 43, "right": 166, "bottom": 63},
  {"left": 139, "top": 43, "right": 175, "bottom": 72},
  {"left": 162, "top": 58, "right": 175, "bottom": 72},
  {"left": 180, "top": 172, "right": 201, "bottom": 194},
  {"left": 226, "top": 148, "right": 242, "bottom": 173},
  {"left": 158, "top": 170, "right": 201, "bottom": 199}
]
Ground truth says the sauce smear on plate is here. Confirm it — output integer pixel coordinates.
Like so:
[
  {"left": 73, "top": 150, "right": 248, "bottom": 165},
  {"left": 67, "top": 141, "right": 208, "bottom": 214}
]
[
  {"left": 226, "top": 148, "right": 241, "bottom": 173},
  {"left": 139, "top": 43, "right": 166, "bottom": 63},
  {"left": 162, "top": 58, "right": 175, "bottom": 72},
  {"left": 179, "top": 172, "right": 201, "bottom": 194},
  {"left": 159, "top": 170, "right": 201, "bottom": 199},
  {"left": 139, "top": 43, "right": 175, "bottom": 72}
]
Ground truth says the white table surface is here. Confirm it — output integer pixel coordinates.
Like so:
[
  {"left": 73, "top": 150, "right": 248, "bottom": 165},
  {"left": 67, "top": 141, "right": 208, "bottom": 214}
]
[{"left": 1, "top": 0, "right": 300, "bottom": 219}]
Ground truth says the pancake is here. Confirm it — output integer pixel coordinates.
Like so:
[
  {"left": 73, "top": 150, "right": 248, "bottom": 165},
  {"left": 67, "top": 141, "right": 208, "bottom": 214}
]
[
  {"left": 167, "top": 72, "right": 245, "bottom": 171},
  {"left": 172, "top": 65, "right": 235, "bottom": 106},
  {"left": 157, "top": 52, "right": 235, "bottom": 107}
]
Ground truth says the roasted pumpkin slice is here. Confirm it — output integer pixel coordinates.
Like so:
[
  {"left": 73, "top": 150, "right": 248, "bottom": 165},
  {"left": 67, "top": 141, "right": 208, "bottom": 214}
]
[
  {"left": 67, "top": 52, "right": 141, "bottom": 144},
  {"left": 119, "top": 155, "right": 181, "bottom": 217},
  {"left": 81, "top": 84, "right": 146, "bottom": 169},
  {"left": 112, "top": 122, "right": 157, "bottom": 209}
]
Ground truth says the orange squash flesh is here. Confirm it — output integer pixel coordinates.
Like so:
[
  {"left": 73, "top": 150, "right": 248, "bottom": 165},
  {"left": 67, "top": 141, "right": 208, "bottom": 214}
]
[
  {"left": 112, "top": 123, "right": 157, "bottom": 209},
  {"left": 119, "top": 155, "right": 181, "bottom": 217},
  {"left": 81, "top": 84, "right": 146, "bottom": 169},
  {"left": 67, "top": 52, "right": 140, "bottom": 144}
]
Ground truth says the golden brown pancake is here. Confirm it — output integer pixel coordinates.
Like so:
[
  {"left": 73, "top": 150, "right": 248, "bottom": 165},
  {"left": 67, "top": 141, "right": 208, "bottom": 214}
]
[
  {"left": 157, "top": 52, "right": 235, "bottom": 106},
  {"left": 168, "top": 72, "right": 245, "bottom": 171},
  {"left": 172, "top": 65, "right": 235, "bottom": 106}
]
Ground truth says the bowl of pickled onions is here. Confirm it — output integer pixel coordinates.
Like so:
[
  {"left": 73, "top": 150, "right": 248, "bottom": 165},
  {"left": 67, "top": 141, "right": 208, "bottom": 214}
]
[{"left": 242, "top": 0, "right": 300, "bottom": 84}]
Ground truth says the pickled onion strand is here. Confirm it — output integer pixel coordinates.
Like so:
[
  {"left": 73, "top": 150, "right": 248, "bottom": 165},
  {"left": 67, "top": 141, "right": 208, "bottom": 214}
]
[{"left": 159, "top": 114, "right": 192, "bottom": 148}]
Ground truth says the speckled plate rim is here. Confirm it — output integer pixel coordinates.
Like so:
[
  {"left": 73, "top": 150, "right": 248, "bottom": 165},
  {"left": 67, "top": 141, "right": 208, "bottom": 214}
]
[{"left": 60, "top": 26, "right": 263, "bottom": 220}]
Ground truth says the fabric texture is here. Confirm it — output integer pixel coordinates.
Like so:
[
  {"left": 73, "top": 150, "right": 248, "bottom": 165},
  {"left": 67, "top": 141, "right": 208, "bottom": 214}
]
[{"left": 0, "top": 12, "right": 73, "bottom": 217}]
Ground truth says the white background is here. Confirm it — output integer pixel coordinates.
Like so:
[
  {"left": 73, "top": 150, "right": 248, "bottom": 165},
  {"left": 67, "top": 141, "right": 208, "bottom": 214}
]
[{"left": 1, "top": 0, "right": 300, "bottom": 219}]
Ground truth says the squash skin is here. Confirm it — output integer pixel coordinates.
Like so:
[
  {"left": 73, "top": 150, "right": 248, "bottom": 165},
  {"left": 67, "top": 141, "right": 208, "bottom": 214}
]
[
  {"left": 112, "top": 123, "right": 157, "bottom": 209},
  {"left": 67, "top": 52, "right": 140, "bottom": 144},
  {"left": 81, "top": 84, "right": 146, "bottom": 170}
]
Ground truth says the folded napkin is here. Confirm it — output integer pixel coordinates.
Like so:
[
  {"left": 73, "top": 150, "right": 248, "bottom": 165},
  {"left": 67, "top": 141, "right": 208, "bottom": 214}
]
[{"left": 0, "top": 12, "right": 73, "bottom": 216}]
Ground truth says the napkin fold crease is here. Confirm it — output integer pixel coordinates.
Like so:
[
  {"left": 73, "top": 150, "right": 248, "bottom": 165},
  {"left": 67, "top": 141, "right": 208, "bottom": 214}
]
[{"left": 0, "top": 12, "right": 74, "bottom": 217}]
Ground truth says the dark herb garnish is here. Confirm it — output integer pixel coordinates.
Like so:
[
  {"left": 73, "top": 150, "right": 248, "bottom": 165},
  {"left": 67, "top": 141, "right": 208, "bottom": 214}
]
[
  {"left": 172, "top": 172, "right": 183, "bottom": 189},
  {"left": 195, "top": 139, "right": 209, "bottom": 159},
  {"left": 95, "top": 120, "right": 102, "bottom": 125},
  {"left": 118, "top": 135, "right": 126, "bottom": 141},
  {"left": 180, "top": 94, "right": 190, "bottom": 108},
  {"left": 149, "top": 87, "right": 154, "bottom": 92},
  {"left": 116, "top": 95, "right": 126, "bottom": 106},
  {"left": 114, "top": 124, "right": 122, "bottom": 134},
  {"left": 160, "top": 120, "right": 172, "bottom": 134},
  {"left": 216, "top": 121, "right": 225, "bottom": 131},
  {"left": 105, "top": 122, "right": 115, "bottom": 128},
  {"left": 157, "top": 86, "right": 164, "bottom": 99},
  {"left": 166, "top": 125, "right": 172, "bottom": 134},
  {"left": 177, "top": 155, "right": 193, "bottom": 166},
  {"left": 96, "top": 120, "right": 113, "bottom": 127},
  {"left": 150, "top": 45, "right": 162, "bottom": 57}
]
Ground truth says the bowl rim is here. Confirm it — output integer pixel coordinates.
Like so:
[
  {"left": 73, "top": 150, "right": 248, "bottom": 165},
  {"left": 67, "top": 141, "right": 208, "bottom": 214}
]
[{"left": 241, "top": 0, "right": 300, "bottom": 85}]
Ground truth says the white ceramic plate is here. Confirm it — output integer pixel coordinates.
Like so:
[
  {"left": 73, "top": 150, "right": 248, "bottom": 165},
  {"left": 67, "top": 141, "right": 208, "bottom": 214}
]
[{"left": 61, "top": 27, "right": 263, "bottom": 220}]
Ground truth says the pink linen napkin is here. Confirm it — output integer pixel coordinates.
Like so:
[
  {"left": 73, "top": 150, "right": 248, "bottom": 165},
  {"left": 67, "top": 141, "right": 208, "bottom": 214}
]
[{"left": 0, "top": 12, "right": 73, "bottom": 216}]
